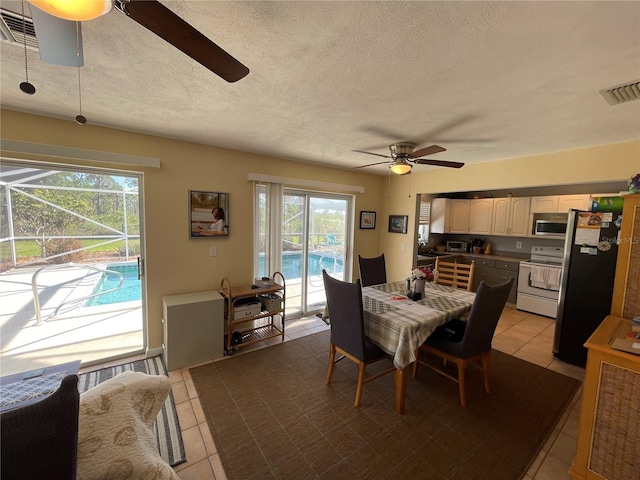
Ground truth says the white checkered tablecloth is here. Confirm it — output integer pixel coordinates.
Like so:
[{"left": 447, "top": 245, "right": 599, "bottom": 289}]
[{"left": 363, "top": 281, "right": 476, "bottom": 370}]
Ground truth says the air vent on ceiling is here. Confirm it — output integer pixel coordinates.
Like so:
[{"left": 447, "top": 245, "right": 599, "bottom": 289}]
[
  {"left": 599, "top": 80, "right": 640, "bottom": 106},
  {"left": 0, "top": 8, "right": 38, "bottom": 50}
]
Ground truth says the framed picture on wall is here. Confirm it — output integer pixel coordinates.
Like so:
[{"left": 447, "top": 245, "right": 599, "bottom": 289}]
[
  {"left": 359, "top": 211, "right": 376, "bottom": 229},
  {"left": 388, "top": 215, "right": 408, "bottom": 234},
  {"left": 189, "top": 190, "right": 229, "bottom": 238}
]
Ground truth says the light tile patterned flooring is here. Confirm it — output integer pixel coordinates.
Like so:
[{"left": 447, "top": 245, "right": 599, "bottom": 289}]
[{"left": 84, "top": 307, "right": 585, "bottom": 479}]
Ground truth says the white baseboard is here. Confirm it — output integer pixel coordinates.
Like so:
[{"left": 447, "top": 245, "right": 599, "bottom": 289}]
[{"left": 146, "top": 346, "right": 164, "bottom": 358}]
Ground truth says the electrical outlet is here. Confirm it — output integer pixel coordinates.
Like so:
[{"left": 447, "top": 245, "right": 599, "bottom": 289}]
[
  {"left": 401, "top": 243, "right": 406, "bottom": 250},
  {"left": 209, "top": 246, "right": 217, "bottom": 256},
  {"left": 516, "top": 241, "right": 522, "bottom": 250}
]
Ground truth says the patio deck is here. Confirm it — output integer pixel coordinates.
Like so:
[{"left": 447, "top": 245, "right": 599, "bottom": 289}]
[{"left": 0, "top": 267, "right": 144, "bottom": 376}]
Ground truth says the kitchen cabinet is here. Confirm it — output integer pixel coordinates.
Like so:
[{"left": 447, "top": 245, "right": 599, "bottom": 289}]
[
  {"left": 468, "top": 198, "right": 494, "bottom": 234},
  {"left": 468, "top": 257, "right": 519, "bottom": 304},
  {"left": 557, "top": 194, "right": 591, "bottom": 212},
  {"left": 220, "top": 272, "right": 286, "bottom": 354},
  {"left": 611, "top": 193, "right": 640, "bottom": 319},
  {"left": 491, "top": 197, "right": 530, "bottom": 236},
  {"left": 569, "top": 315, "right": 640, "bottom": 480},
  {"left": 430, "top": 198, "right": 470, "bottom": 234},
  {"left": 530, "top": 194, "right": 590, "bottom": 213}
]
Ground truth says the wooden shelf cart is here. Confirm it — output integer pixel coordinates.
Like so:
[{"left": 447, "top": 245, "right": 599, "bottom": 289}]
[{"left": 220, "top": 272, "right": 286, "bottom": 354}]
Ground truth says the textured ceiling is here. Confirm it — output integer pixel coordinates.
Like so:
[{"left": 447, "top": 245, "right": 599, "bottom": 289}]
[{"left": 1, "top": 1, "right": 639, "bottom": 175}]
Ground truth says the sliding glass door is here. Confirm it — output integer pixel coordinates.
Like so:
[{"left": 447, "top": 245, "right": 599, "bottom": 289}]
[
  {"left": 0, "top": 160, "right": 146, "bottom": 374},
  {"left": 255, "top": 185, "right": 351, "bottom": 317}
]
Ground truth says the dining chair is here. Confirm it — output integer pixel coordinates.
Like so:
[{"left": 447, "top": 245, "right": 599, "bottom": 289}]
[
  {"left": 413, "top": 278, "right": 514, "bottom": 407},
  {"left": 357, "top": 253, "right": 387, "bottom": 287},
  {"left": 1, "top": 374, "right": 80, "bottom": 480},
  {"left": 434, "top": 257, "right": 475, "bottom": 291},
  {"left": 322, "top": 270, "right": 394, "bottom": 407}
]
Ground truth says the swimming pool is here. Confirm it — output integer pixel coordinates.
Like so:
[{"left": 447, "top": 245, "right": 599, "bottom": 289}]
[
  {"left": 86, "top": 264, "right": 141, "bottom": 306},
  {"left": 87, "top": 252, "right": 340, "bottom": 306},
  {"left": 259, "top": 252, "right": 343, "bottom": 279}
]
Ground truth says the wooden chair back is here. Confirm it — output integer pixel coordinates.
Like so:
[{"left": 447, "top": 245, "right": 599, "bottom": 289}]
[{"left": 435, "top": 258, "right": 475, "bottom": 291}]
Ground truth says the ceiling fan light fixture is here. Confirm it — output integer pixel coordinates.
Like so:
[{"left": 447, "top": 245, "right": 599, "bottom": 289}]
[
  {"left": 390, "top": 161, "right": 412, "bottom": 175},
  {"left": 28, "top": 0, "right": 112, "bottom": 21}
]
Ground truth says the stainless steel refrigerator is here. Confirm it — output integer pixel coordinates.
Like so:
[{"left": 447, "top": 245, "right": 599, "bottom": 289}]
[{"left": 553, "top": 208, "right": 623, "bottom": 367}]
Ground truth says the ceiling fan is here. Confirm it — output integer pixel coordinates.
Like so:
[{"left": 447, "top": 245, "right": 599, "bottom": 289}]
[
  {"left": 26, "top": 0, "right": 249, "bottom": 82},
  {"left": 353, "top": 142, "right": 464, "bottom": 175}
]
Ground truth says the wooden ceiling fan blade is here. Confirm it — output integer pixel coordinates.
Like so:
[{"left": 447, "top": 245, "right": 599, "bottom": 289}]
[
  {"left": 352, "top": 149, "right": 391, "bottom": 159},
  {"left": 29, "top": 5, "right": 83, "bottom": 67},
  {"left": 413, "top": 158, "right": 465, "bottom": 168},
  {"left": 354, "top": 160, "right": 391, "bottom": 169},
  {"left": 409, "top": 144, "right": 446, "bottom": 158},
  {"left": 119, "top": 0, "right": 249, "bottom": 82}
]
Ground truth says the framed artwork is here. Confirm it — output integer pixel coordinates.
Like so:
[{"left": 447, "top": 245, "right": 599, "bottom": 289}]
[
  {"left": 388, "top": 215, "right": 408, "bottom": 234},
  {"left": 189, "top": 190, "right": 229, "bottom": 238},
  {"left": 359, "top": 211, "right": 376, "bottom": 229}
]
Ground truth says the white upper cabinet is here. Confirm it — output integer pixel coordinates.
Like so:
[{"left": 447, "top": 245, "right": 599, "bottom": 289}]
[
  {"left": 508, "top": 197, "right": 531, "bottom": 236},
  {"left": 491, "top": 198, "right": 511, "bottom": 235},
  {"left": 468, "top": 198, "right": 494, "bottom": 234},
  {"left": 491, "top": 197, "right": 530, "bottom": 236},
  {"left": 531, "top": 194, "right": 590, "bottom": 213},
  {"left": 449, "top": 200, "right": 471, "bottom": 233},
  {"left": 530, "top": 196, "right": 558, "bottom": 213},
  {"left": 557, "top": 194, "right": 591, "bottom": 212},
  {"left": 430, "top": 198, "right": 470, "bottom": 234}
]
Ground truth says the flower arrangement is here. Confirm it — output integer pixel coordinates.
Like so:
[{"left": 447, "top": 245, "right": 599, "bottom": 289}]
[
  {"left": 629, "top": 173, "right": 640, "bottom": 194},
  {"left": 409, "top": 265, "right": 435, "bottom": 282}
]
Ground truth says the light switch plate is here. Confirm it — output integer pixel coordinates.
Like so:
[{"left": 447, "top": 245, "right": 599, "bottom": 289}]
[{"left": 209, "top": 246, "right": 217, "bottom": 256}]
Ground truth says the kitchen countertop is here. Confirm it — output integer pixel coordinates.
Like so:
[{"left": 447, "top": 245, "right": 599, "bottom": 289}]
[{"left": 417, "top": 252, "right": 528, "bottom": 263}]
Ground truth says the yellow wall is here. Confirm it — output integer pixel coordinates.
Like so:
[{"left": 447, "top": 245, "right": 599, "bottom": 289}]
[
  {"left": 379, "top": 141, "right": 640, "bottom": 281},
  {"left": 0, "top": 110, "right": 384, "bottom": 351},
  {"left": 2, "top": 109, "right": 639, "bottom": 349}
]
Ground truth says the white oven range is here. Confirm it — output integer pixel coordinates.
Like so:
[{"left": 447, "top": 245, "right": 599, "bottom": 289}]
[{"left": 516, "top": 246, "right": 564, "bottom": 318}]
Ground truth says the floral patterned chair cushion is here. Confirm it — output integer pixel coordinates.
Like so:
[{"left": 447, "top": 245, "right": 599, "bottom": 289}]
[{"left": 77, "top": 371, "right": 179, "bottom": 480}]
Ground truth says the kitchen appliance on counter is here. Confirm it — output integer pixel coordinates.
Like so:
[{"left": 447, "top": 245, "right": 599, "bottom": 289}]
[
  {"left": 517, "top": 246, "right": 564, "bottom": 318},
  {"left": 446, "top": 240, "right": 468, "bottom": 252},
  {"left": 553, "top": 209, "right": 622, "bottom": 367}
]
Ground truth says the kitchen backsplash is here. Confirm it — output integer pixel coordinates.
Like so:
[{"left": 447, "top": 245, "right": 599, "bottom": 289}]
[{"left": 429, "top": 233, "right": 563, "bottom": 257}]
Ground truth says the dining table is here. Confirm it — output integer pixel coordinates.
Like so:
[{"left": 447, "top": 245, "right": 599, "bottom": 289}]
[{"left": 362, "top": 280, "right": 476, "bottom": 413}]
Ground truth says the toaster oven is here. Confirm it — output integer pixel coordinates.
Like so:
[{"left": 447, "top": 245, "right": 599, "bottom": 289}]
[{"left": 446, "top": 240, "right": 468, "bottom": 252}]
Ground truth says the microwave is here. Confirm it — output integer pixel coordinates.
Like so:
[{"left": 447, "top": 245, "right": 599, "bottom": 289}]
[
  {"left": 446, "top": 240, "right": 468, "bottom": 252},
  {"left": 534, "top": 218, "right": 568, "bottom": 238}
]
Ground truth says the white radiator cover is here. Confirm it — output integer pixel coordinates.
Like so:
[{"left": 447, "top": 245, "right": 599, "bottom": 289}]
[{"left": 162, "top": 290, "right": 224, "bottom": 370}]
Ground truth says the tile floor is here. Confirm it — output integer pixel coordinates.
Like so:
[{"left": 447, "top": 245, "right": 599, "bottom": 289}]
[{"left": 82, "top": 307, "right": 585, "bottom": 480}]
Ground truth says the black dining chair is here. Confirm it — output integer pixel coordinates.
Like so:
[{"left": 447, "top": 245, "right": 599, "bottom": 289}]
[
  {"left": 322, "top": 270, "right": 394, "bottom": 407},
  {"left": 357, "top": 253, "right": 387, "bottom": 287},
  {"left": 413, "top": 278, "right": 514, "bottom": 407},
  {"left": 1, "top": 374, "right": 80, "bottom": 480}
]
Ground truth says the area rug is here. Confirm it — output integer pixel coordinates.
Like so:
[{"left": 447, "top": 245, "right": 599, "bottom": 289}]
[
  {"left": 77, "top": 356, "right": 186, "bottom": 466},
  {"left": 190, "top": 330, "right": 581, "bottom": 480}
]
